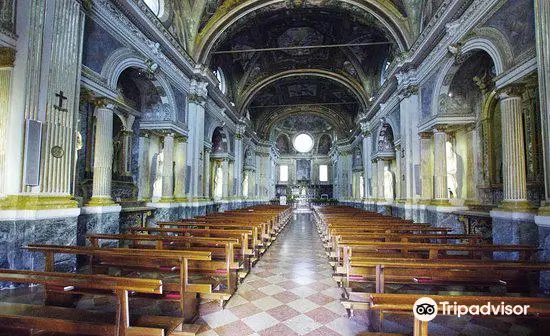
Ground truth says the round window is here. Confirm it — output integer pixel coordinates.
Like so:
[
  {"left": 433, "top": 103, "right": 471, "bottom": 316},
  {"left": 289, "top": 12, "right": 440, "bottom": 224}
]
[{"left": 293, "top": 133, "right": 314, "bottom": 153}]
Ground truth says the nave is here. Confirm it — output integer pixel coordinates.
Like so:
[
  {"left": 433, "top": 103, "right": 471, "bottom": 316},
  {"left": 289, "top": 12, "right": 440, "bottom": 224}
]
[{"left": 194, "top": 211, "right": 364, "bottom": 336}]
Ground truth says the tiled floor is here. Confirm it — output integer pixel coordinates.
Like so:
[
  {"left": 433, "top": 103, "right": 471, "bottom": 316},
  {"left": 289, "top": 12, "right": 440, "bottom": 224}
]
[
  {"left": 195, "top": 211, "right": 548, "bottom": 336},
  {"left": 0, "top": 211, "right": 547, "bottom": 335},
  {"left": 195, "top": 211, "right": 368, "bottom": 336}
]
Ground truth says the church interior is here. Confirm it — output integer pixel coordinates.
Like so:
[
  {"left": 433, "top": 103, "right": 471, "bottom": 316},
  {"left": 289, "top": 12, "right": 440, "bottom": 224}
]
[{"left": 1, "top": 0, "right": 550, "bottom": 335}]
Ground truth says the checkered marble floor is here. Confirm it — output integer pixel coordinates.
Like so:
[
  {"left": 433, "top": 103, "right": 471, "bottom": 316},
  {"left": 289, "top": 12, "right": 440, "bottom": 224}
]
[
  {"left": 195, "top": 211, "right": 368, "bottom": 336},
  {"left": 195, "top": 212, "right": 548, "bottom": 336}
]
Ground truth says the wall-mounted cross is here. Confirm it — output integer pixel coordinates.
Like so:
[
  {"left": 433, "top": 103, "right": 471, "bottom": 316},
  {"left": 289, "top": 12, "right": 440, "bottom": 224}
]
[{"left": 55, "top": 91, "right": 67, "bottom": 110}]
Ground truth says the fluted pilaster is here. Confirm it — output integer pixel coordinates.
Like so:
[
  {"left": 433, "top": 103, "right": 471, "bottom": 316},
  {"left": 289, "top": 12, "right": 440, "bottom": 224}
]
[
  {"left": 432, "top": 126, "right": 450, "bottom": 205},
  {"left": 535, "top": 0, "right": 550, "bottom": 215},
  {"left": 88, "top": 103, "right": 115, "bottom": 205},
  {"left": 499, "top": 86, "right": 532, "bottom": 211}
]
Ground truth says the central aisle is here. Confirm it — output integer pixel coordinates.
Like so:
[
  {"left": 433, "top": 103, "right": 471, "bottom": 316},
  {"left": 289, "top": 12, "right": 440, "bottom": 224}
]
[{"left": 196, "top": 211, "right": 367, "bottom": 336}]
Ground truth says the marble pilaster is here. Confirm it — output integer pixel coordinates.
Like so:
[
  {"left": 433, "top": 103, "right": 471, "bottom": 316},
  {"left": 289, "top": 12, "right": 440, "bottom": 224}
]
[
  {"left": 203, "top": 147, "right": 211, "bottom": 199},
  {"left": 222, "top": 159, "right": 229, "bottom": 199},
  {"left": 419, "top": 132, "right": 433, "bottom": 203},
  {"left": 395, "top": 144, "right": 402, "bottom": 201},
  {"left": 234, "top": 126, "right": 244, "bottom": 198},
  {"left": 0, "top": 68, "right": 11, "bottom": 198},
  {"left": 174, "top": 135, "right": 187, "bottom": 201},
  {"left": 137, "top": 131, "right": 151, "bottom": 201},
  {"left": 498, "top": 86, "right": 532, "bottom": 211},
  {"left": 371, "top": 159, "right": 378, "bottom": 200},
  {"left": 361, "top": 130, "right": 372, "bottom": 200},
  {"left": 432, "top": 126, "right": 450, "bottom": 205},
  {"left": 88, "top": 102, "right": 116, "bottom": 206},
  {"left": 160, "top": 133, "right": 174, "bottom": 202},
  {"left": 187, "top": 80, "right": 208, "bottom": 200},
  {"left": 378, "top": 159, "right": 387, "bottom": 201}
]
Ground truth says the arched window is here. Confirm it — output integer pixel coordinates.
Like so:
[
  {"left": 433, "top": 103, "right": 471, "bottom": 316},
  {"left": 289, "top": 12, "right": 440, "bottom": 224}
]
[
  {"left": 144, "top": 0, "right": 164, "bottom": 17},
  {"left": 214, "top": 68, "right": 227, "bottom": 94}
]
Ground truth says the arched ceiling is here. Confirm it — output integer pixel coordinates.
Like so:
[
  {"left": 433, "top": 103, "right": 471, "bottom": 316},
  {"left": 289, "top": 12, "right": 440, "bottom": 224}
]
[{"left": 194, "top": 0, "right": 421, "bottom": 140}]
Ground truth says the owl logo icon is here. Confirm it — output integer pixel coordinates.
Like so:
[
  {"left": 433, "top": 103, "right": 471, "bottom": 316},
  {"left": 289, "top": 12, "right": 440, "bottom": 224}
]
[{"left": 413, "top": 297, "right": 438, "bottom": 321}]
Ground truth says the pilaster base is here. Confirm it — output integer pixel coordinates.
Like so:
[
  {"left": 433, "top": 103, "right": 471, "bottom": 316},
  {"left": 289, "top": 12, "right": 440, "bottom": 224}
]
[
  {"left": 430, "top": 199, "right": 451, "bottom": 206},
  {"left": 0, "top": 195, "right": 78, "bottom": 210},
  {"left": 498, "top": 200, "right": 535, "bottom": 213},
  {"left": 86, "top": 197, "right": 117, "bottom": 207},
  {"left": 537, "top": 201, "right": 550, "bottom": 216}
]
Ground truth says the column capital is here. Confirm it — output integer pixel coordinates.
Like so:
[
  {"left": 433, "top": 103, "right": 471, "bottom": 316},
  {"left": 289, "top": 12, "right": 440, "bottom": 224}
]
[
  {"left": 175, "top": 134, "right": 188, "bottom": 143},
  {"left": 432, "top": 125, "right": 447, "bottom": 133},
  {"left": 92, "top": 97, "right": 116, "bottom": 109},
  {"left": 0, "top": 47, "right": 16, "bottom": 67},
  {"left": 498, "top": 84, "right": 525, "bottom": 100},
  {"left": 204, "top": 146, "right": 211, "bottom": 153},
  {"left": 418, "top": 131, "right": 433, "bottom": 139},
  {"left": 139, "top": 130, "right": 151, "bottom": 138}
]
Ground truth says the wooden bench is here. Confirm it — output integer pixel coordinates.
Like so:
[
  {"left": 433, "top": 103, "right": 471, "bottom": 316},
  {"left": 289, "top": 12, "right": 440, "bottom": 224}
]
[
  {"left": 0, "top": 269, "right": 192, "bottom": 336},
  {"left": 368, "top": 293, "right": 550, "bottom": 336},
  {"left": 25, "top": 245, "right": 212, "bottom": 322},
  {"left": 87, "top": 233, "right": 240, "bottom": 305},
  {"left": 342, "top": 258, "right": 550, "bottom": 294}
]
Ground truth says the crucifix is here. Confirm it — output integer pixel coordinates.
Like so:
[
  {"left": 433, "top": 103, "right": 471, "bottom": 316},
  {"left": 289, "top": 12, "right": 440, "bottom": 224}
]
[{"left": 54, "top": 91, "right": 68, "bottom": 111}]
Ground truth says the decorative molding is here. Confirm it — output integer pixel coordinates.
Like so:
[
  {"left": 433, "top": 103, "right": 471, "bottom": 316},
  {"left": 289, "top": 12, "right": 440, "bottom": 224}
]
[{"left": 0, "top": 47, "right": 15, "bottom": 67}]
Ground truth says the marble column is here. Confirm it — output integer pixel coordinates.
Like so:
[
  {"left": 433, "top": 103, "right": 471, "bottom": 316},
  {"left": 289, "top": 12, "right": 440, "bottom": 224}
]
[
  {"left": 160, "top": 133, "right": 174, "bottom": 202},
  {"left": 88, "top": 102, "right": 116, "bottom": 205},
  {"left": 371, "top": 159, "right": 378, "bottom": 200},
  {"left": 137, "top": 131, "right": 151, "bottom": 201},
  {"left": 222, "top": 159, "right": 229, "bottom": 199},
  {"left": 535, "top": 0, "right": 550, "bottom": 215},
  {"left": 419, "top": 132, "right": 434, "bottom": 203},
  {"left": 361, "top": 130, "right": 372, "bottom": 200},
  {"left": 174, "top": 135, "right": 187, "bottom": 201},
  {"left": 203, "top": 147, "right": 211, "bottom": 199},
  {"left": 432, "top": 126, "right": 450, "bottom": 205},
  {"left": 499, "top": 85, "right": 532, "bottom": 211}
]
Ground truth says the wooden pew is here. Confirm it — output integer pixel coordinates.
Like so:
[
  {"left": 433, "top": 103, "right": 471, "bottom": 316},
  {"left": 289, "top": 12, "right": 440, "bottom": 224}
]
[
  {"left": 86, "top": 233, "right": 239, "bottom": 305},
  {"left": 0, "top": 269, "right": 189, "bottom": 336},
  {"left": 25, "top": 245, "right": 211, "bottom": 322},
  {"left": 342, "top": 258, "right": 550, "bottom": 294},
  {"left": 367, "top": 293, "right": 550, "bottom": 336}
]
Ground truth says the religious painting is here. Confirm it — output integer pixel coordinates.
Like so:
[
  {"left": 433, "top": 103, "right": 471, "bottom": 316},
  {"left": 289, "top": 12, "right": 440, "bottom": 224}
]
[
  {"left": 276, "top": 134, "right": 291, "bottom": 154},
  {"left": 296, "top": 159, "right": 311, "bottom": 181},
  {"left": 317, "top": 134, "right": 331, "bottom": 155}
]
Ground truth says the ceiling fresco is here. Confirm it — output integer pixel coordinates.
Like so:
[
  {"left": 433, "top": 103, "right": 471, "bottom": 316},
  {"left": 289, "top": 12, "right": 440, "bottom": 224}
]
[{"left": 194, "top": 0, "right": 429, "bottom": 140}]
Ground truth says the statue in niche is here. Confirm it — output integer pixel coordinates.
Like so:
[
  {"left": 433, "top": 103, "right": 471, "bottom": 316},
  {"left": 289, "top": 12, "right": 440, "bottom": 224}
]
[
  {"left": 213, "top": 163, "right": 224, "bottom": 199},
  {"left": 152, "top": 151, "right": 164, "bottom": 200},
  {"left": 446, "top": 141, "right": 458, "bottom": 198},
  {"left": 242, "top": 172, "right": 249, "bottom": 198},
  {"left": 383, "top": 166, "right": 395, "bottom": 201}
]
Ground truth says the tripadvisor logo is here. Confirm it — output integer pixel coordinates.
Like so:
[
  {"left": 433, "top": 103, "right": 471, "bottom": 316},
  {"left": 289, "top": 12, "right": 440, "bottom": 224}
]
[{"left": 413, "top": 297, "right": 531, "bottom": 321}]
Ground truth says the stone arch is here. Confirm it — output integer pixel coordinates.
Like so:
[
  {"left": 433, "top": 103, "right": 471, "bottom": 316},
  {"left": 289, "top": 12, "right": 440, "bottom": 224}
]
[
  {"left": 194, "top": 0, "right": 411, "bottom": 63},
  {"left": 103, "top": 48, "right": 178, "bottom": 121},
  {"left": 431, "top": 34, "right": 510, "bottom": 116},
  {"left": 238, "top": 69, "right": 369, "bottom": 114}
]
